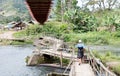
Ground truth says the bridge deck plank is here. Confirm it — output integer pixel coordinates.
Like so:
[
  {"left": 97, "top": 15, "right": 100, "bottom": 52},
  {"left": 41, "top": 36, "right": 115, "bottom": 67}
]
[{"left": 69, "top": 62, "right": 95, "bottom": 76}]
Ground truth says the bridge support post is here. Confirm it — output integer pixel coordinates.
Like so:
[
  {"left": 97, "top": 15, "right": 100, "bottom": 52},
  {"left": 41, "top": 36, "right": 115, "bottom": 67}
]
[{"left": 60, "top": 51, "right": 63, "bottom": 68}]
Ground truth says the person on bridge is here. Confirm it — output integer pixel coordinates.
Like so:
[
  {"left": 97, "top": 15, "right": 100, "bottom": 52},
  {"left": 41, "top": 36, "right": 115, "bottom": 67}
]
[{"left": 76, "top": 40, "right": 86, "bottom": 65}]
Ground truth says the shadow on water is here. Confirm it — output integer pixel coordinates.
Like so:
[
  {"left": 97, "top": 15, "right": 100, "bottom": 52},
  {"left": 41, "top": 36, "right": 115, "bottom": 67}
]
[
  {"left": 0, "top": 45, "right": 65, "bottom": 76},
  {"left": 47, "top": 72, "right": 68, "bottom": 76}
]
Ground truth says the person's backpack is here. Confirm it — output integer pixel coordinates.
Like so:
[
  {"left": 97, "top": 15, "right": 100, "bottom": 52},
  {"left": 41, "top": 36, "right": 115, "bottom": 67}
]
[{"left": 78, "top": 47, "right": 83, "bottom": 52}]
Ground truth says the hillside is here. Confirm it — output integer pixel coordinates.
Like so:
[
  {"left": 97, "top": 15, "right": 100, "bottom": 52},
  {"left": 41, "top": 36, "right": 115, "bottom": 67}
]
[{"left": 0, "top": 0, "right": 31, "bottom": 24}]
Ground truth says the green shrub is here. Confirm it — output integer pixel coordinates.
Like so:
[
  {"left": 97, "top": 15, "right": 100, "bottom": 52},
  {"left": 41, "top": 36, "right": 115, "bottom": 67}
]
[
  {"left": 25, "top": 24, "right": 42, "bottom": 36},
  {"left": 92, "top": 51, "right": 101, "bottom": 58},
  {"left": 62, "top": 34, "right": 71, "bottom": 42},
  {"left": 112, "top": 65, "right": 120, "bottom": 75},
  {"left": 114, "top": 31, "right": 120, "bottom": 37},
  {"left": 105, "top": 52, "right": 112, "bottom": 57},
  {"left": 13, "top": 30, "right": 26, "bottom": 38},
  {"left": 14, "top": 24, "right": 42, "bottom": 37}
]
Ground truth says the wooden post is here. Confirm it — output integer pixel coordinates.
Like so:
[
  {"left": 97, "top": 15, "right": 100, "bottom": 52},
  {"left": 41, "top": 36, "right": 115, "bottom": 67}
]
[
  {"left": 60, "top": 51, "right": 63, "bottom": 68},
  {"left": 105, "top": 71, "right": 108, "bottom": 76},
  {"left": 72, "top": 48, "right": 75, "bottom": 76}
]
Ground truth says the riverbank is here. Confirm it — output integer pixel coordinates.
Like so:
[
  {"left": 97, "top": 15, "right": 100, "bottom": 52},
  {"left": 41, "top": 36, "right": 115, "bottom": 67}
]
[
  {"left": 13, "top": 21, "right": 120, "bottom": 46},
  {"left": 0, "top": 31, "right": 32, "bottom": 45},
  {"left": 93, "top": 51, "right": 120, "bottom": 75},
  {"left": 1, "top": 21, "right": 120, "bottom": 46}
]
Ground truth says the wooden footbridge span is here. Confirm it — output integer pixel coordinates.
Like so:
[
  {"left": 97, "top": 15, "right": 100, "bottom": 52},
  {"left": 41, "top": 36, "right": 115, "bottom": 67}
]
[{"left": 28, "top": 37, "right": 117, "bottom": 76}]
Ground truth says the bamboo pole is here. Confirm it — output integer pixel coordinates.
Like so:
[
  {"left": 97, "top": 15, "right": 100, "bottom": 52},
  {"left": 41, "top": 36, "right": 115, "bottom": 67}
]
[
  {"left": 72, "top": 48, "right": 75, "bottom": 76},
  {"left": 60, "top": 51, "right": 63, "bottom": 68}
]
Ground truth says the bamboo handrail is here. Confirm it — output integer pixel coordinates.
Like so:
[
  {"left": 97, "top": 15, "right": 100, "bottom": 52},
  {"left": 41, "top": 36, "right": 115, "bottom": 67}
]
[{"left": 88, "top": 47, "right": 117, "bottom": 76}]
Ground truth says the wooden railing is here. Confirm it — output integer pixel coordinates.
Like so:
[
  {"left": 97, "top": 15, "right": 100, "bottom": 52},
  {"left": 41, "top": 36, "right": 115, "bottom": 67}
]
[
  {"left": 88, "top": 48, "right": 117, "bottom": 76},
  {"left": 63, "top": 47, "right": 117, "bottom": 76}
]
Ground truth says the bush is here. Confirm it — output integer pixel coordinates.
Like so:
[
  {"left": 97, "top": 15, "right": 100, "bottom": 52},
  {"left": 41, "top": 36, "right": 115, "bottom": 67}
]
[
  {"left": 25, "top": 24, "right": 42, "bottom": 36},
  {"left": 112, "top": 65, "right": 120, "bottom": 75},
  {"left": 114, "top": 31, "right": 120, "bottom": 37},
  {"left": 14, "top": 21, "right": 73, "bottom": 39}
]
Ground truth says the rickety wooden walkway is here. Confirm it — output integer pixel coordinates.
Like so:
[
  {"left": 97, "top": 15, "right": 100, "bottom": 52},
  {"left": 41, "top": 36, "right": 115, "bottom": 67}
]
[
  {"left": 34, "top": 48, "right": 77, "bottom": 59},
  {"left": 69, "top": 62, "right": 95, "bottom": 76},
  {"left": 34, "top": 37, "right": 76, "bottom": 59}
]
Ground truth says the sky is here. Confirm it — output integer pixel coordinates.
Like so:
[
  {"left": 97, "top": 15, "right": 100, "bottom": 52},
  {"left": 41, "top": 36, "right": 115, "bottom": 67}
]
[{"left": 77, "top": 0, "right": 82, "bottom": 7}]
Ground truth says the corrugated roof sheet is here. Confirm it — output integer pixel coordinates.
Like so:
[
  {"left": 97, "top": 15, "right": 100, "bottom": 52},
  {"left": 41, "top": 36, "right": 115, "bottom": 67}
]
[{"left": 25, "top": 0, "right": 52, "bottom": 24}]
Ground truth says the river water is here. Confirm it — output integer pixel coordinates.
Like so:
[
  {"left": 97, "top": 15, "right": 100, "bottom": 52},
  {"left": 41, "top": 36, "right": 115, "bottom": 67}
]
[
  {"left": 0, "top": 45, "right": 64, "bottom": 76},
  {"left": 87, "top": 45, "right": 120, "bottom": 55},
  {"left": 0, "top": 45, "right": 119, "bottom": 76}
]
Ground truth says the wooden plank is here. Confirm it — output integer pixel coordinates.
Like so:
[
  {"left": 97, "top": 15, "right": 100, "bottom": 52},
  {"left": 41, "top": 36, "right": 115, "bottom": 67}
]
[
  {"left": 69, "top": 62, "right": 95, "bottom": 76},
  {"left": 37, "top": 49, "right": 76, "bottom": 59}
]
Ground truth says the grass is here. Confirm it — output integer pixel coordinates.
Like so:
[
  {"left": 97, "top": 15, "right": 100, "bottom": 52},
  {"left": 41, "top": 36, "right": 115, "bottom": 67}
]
[
  {"left": 93, "top": 51, "right": 120, "bottom": 75},
  {"left": 0, "top": 39, "right": 33, "bottom": 45},
  {"left": 10, "top": 40, "right": 33, "bottom": 45},
  {"left": 63, "top": 31, "right": 120, "bottom": 45},
  {"left": 112, "top": 65, "right": 120, "bottom": 75}
]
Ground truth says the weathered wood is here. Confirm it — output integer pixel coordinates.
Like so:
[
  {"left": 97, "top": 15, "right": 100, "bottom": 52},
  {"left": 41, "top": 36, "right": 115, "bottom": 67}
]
[
  {"left": 69, "top": 62, "right": 95, "bottom": 76},
  {"left": 34, "top": 37, "right": 76, "bottom": 59},
  {"left": 88, "top": 48, "right": 117, "bottom": 76},
  {"left": 34, "top": 49, "right": 77, "bottom": 59},
  {"left": 60, "top": 51, "right": 63, "bottom": 67}
]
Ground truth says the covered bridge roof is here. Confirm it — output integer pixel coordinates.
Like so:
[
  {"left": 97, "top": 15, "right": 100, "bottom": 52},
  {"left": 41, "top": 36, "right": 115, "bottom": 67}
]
[{"left": 25, "top": 0, "right": 52, "bottom": 24}]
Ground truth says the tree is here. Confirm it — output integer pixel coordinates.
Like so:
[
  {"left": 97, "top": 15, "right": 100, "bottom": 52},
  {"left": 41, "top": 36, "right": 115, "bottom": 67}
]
[
  {"left": 107, "top": 0, "right": 117, "bottom": 10},
  {"left": 54, "top": 0, "right": 62, "bottom": 21},
  {"left": 80, "top": 0, "right": 119, "bottom": 11},
  {"left": 54, "top": 0, "right": 78, "bottom": 21}
]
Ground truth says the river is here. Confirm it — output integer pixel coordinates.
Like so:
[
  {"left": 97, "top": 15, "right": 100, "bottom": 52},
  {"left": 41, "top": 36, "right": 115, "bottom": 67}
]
[
  {"left": 0, "top": 45, "right": 119, "bottom": 76},
  {"left": 86, "top": 45, "right": 120, "bottom": 55},
  {"left": 0, "top": 45, "right": 64, "bottom": 76}
]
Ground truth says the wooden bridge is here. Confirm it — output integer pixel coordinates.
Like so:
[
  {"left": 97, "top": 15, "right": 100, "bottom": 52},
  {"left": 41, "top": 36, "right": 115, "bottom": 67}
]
[
  {"left": 63, "top": 48, "right": 117, "bottom": 76},
  {"left": 69, "top": 62, "right": 95, "bottom": 76},
  {"left": 32, "top": 37, "right": 117, "bottom": 76}
]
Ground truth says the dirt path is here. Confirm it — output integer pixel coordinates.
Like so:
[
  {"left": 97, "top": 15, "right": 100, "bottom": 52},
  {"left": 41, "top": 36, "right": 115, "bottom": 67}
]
[{"left": 0, "top": 31, "right": 16, "bottom": 39}]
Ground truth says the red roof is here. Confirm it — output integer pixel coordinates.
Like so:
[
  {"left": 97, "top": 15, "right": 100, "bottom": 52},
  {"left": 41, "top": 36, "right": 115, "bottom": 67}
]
[{"left": 25, "top": 0, "right": 52, "bottom": 24}]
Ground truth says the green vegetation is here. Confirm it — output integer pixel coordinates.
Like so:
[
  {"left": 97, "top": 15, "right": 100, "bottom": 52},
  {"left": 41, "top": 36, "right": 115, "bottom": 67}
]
[
  {"left": 93, "top": 51, "right": 120, "bottom": 75},
  {"left": 93, "top": 51, "right": 120, "bottom": 63},
  {"left": 54, "top": 0, "right": 120, "bottom": 33},
  {"left": 0, "top": 39, "right": 32, "bottom": 45},
  {"left": 112, "top": 65, "right": 120, "bottom": 75},
  {"left": 13, "top": 21, "right": 120, "bottom": 45},
  {"left": 0, "top": 0, "right": 31, "bottom": 24},
  {"left": 13, "top": 21, "right": 73, "bottom": 41}
]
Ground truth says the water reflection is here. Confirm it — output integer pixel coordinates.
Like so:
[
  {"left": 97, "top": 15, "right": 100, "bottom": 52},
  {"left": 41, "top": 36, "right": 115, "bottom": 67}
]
[{"left": 0, "top": 45, "right": 64, "bottom": 76}]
